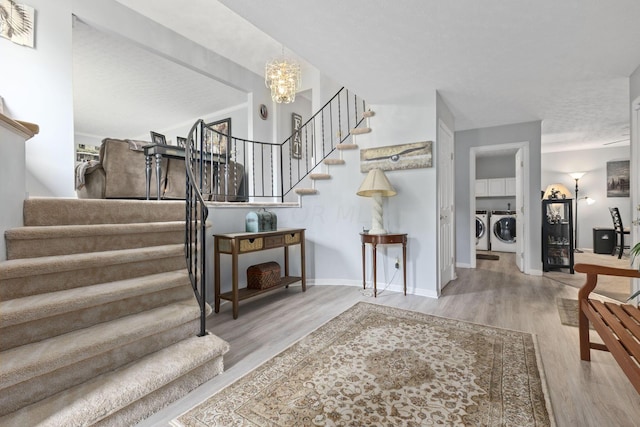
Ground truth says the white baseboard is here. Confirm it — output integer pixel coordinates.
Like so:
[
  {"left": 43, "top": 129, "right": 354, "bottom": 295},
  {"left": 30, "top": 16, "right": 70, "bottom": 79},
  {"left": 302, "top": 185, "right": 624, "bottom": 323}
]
[
  {"left": 309, "top": 279, "right": 438, "bottom": 299},
  {"left": 456, "top": 262, "right": 473, "bottom": 268}
]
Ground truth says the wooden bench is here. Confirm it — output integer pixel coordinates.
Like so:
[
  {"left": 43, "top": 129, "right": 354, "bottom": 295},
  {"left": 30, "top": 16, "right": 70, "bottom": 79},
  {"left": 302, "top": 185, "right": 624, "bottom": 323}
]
[{"left": 575, "top": 263, "right": 640, "bottom": 394}]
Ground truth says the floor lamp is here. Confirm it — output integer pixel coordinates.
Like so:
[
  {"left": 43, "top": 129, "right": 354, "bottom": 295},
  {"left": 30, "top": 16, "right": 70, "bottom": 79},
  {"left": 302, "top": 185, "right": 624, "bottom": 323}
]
[{"left": 569, "top": 172, "right": 585, "bottom": 253}]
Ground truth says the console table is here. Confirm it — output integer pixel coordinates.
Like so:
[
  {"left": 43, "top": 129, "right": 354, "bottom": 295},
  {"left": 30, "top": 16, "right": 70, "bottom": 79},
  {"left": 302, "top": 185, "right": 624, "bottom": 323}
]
[
  {"left": 143, "top": 143, "right": 224, "bottom": 200},
  {"left": 214, "top": 228, "right": 306, "bottom": 319},
  {"left": 360, "top": 232, "right": 407, "bottom": 297}
]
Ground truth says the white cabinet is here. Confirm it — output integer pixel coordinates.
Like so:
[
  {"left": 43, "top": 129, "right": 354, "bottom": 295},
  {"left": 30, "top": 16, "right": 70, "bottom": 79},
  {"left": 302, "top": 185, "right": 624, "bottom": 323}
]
[
  {"left": 505, "top": 178, "right": 516, "bottom": 196},
  {"left": 475, "top": 179, "right": 488, "bottom": 197},
  {"left": 475, "top": 177, "right": 515, "bottom": 197},
  {"left": 488, "top": 178, "right": 505, "bottom": 196}
]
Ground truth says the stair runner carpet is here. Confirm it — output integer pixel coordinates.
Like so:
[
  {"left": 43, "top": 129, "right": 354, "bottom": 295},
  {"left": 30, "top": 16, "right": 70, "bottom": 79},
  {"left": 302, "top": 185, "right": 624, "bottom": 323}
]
[{"left": 0, "top": 198, "right": 229, "bottom": 426}]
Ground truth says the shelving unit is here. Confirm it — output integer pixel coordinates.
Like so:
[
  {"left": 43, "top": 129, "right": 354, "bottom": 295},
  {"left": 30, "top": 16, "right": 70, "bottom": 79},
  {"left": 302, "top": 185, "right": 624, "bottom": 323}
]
[{"left": 542, "top": 198, "right": 574, "bottom": 273}]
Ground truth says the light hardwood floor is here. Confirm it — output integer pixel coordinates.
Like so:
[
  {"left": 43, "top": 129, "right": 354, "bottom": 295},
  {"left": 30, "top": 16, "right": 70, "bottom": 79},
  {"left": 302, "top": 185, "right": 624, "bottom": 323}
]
[{"left": 137, "top": 256, "right": 640, "bottom": 426}]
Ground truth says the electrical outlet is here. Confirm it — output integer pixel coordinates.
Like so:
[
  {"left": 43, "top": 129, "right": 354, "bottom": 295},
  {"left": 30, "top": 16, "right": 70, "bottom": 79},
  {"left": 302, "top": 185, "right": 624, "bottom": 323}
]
[{"left": 394, "top": 257, "right": 400, "bottom": 269}]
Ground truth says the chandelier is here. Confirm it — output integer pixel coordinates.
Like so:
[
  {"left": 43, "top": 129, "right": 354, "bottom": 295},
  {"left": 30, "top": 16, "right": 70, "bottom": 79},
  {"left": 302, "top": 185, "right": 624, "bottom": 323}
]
[{"left": 265, "top": 48, "right": 301, "bottom": 104}]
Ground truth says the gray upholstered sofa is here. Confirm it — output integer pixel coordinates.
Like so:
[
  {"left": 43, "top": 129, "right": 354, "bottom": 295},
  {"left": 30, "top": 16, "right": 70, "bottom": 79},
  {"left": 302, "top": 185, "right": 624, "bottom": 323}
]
[{"left": 75, "top": 138, "right": 245, "bottom": 200}]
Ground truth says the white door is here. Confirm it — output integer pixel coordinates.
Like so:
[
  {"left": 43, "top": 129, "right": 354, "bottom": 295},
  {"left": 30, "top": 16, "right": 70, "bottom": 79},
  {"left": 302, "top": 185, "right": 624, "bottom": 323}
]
[
  {"left": 631, "top": 98, "right": 640, "bottom": 301},
  {"left": 438, "top": 120, "right": 455, "bottom": 291},
  {"left": 515, "top": 148, "right": 525, "bottom": 272}
]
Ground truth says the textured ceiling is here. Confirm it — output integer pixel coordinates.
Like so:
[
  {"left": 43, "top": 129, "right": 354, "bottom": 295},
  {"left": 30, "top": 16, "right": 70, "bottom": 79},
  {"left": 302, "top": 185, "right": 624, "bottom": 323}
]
[
  {"left": 89, "top": 0, "right": 640, "bottom": 153},
  {"left": 72, "top": 18, "right": 246, "bottom": 140}
]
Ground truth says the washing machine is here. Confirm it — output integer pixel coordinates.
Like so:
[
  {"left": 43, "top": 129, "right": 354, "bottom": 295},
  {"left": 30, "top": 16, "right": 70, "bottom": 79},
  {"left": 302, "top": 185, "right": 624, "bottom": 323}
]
[
  {"left": 475, "top": 210, "right": 489, "bottom": 250},
  {"left": 490, "top": 210, "right": 516, "bottom": 252}
]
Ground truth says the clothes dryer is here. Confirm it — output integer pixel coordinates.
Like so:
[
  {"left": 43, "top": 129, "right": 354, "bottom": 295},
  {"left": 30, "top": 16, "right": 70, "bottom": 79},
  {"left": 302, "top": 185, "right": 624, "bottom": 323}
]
[
  {"left": 490, "top": 210, "right": 516, "bottom": 252},
  {"left": 475, "top": 210, "right": 489, "bottom": 250}
]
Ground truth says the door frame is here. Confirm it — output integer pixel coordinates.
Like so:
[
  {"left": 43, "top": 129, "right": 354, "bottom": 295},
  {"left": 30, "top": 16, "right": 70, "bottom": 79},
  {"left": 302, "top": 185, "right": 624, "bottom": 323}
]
[
  {"left": 437, "top": 118, "right": 456, "bottom": 294},
  {"left": 630, "top": 96, "right": 640, "bottom": 301},
  {"left": 469, "top": 141, "right": 531, "bottom": 274}
]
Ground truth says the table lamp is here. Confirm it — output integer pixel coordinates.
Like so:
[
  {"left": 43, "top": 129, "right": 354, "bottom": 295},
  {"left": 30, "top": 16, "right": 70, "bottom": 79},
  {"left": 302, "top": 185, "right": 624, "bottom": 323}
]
[
  {"left": 357, "top": 169, "right": 396, "bottom": 235},
  {"left": 542, "top": 183, "right": 572, "bottom": 200}
]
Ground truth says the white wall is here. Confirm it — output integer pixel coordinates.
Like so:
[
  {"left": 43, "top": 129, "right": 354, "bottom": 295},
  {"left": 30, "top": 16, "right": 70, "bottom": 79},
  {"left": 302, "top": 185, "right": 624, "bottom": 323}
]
[
  {"left": 204, "top": 99, "right": 441, "bottom": 299},
  {"left": 455, "top": 121, "right": 542, "bottom": 272},
  {"left": 542, "top": 145, "right": 631, "bottom": 250},
  {"left": 0, "top": 0, "right": 75, "bottom": 197},
  {"left": 0, "top": 117, "right": 32, "bottom": 260}
]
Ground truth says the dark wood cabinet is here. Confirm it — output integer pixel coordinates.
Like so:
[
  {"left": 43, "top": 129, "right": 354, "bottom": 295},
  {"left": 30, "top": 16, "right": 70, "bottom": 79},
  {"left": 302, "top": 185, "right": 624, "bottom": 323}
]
[{"left": 542, "top": 199, "right": 574, "bottom": 273}]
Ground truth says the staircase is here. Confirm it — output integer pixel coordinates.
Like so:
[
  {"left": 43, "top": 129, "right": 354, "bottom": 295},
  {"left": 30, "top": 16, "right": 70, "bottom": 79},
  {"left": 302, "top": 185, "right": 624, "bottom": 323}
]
[
  {"left": 0, "top": 198, "right": 229, "bottom": 426},
  {"left": 294, "top": 109, "right": 375, "bottom": 197}
]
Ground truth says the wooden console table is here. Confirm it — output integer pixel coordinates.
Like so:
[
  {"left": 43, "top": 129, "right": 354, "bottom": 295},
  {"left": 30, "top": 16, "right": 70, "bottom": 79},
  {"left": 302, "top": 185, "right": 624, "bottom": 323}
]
[
  {"left": 360, "top": 232, "right": 407, "bottom": 297},
  {"left": 214, "top": 228, "right": 306, "bottom": 319}
]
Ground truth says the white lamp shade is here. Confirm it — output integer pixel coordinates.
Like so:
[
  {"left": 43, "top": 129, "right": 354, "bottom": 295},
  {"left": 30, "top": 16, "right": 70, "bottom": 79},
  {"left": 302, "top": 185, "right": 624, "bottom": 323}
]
[
  {"left": 357, "top": 169, "right": 397, "bottom": 197},
  {"left": 569, "top": 172, "right": 586, "bottom": 180}
]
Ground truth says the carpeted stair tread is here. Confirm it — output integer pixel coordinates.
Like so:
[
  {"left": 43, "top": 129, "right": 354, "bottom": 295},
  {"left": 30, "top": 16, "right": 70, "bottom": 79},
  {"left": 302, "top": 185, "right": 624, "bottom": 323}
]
[
  {"left": 23, "top": 198, "right": 184, "bottom": 226},
  {"left": 323, "top": 158, "right": 345, "bottom": 165},
  {"left": 0, "top": 243, "right": 183, "bottom": 280},
  {"left": 0, "top": 270, "right": 190, "bottom": 328},
  {"left": 294, "top": 188, "right": 318, "bottom": 195},
  {"left": 5, "top": 221, "right": 184, "bottom": 259},
  {"left": 5, "top": 221, "right": 184, "bottom": 240},
  {"left": 336, "top": 143, "right": 358, "bottom": 150},
  {"left": 350, "top": 127, "right": 371, "bottom": 135},
  {"left": 362, "top": 110, "right": 375, "bottom": 118},
  {"left": 0, "top": 300, "right": 202, "bottom": 390},
  {"left": 309, "top": 173, "right": 331, "bottom": 180},
  {"left": 0, "top": 333, "right": 229, "bottom": 427}
]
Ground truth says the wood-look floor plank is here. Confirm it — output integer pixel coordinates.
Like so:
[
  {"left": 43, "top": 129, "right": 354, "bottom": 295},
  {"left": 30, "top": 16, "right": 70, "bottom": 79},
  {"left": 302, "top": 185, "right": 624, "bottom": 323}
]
[{"left": 137, "top": 254, "right": 640, "bottom": 427}]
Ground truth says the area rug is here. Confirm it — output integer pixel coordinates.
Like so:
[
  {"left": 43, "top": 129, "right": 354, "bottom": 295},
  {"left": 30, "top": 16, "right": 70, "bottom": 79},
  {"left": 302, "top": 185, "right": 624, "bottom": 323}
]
[
  {"left": 172, "top": 302, "right": 554, "bottom": 426},
  {"left": 556, "top": 298, "right": 593, "bottom": 329}
]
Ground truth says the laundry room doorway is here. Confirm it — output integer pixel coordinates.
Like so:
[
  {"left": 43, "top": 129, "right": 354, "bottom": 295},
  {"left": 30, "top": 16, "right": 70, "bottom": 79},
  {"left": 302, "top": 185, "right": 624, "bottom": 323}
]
[{"left": 470, "top": 143, "right": 530, "bottom": 274}]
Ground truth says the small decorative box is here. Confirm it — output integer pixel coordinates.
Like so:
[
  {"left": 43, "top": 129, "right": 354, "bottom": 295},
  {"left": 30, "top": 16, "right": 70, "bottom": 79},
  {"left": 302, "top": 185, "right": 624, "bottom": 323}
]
[
  {"left": 247, "top": 261, "right": 281, "bottom": 290},
  {"left": 246, "top": 209, "right": 277, "bottom": 233}
]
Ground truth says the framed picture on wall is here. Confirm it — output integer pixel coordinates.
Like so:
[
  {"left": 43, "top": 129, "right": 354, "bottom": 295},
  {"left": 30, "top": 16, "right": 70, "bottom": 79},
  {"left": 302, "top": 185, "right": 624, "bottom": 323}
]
[
  {"left": 606, "top": 160, "right": 630, "bottom": 197},
  {"left": 150, "top": 131, "right": 166, "bottom": 145},
  {"left": 360, "top": 141, "right": 433, "bottom": 172},
  {"left": 291, "top": 113, "right": 302, "bottom": 159},
  {"left": 206, "top": 118, "right": 231, "bottom": 156}
]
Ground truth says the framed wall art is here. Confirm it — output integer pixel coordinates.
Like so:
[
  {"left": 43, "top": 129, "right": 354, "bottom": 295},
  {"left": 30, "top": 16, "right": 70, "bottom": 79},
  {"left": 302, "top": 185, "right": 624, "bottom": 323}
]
[
  {"left": 360, "top": 141, "right": 433, "bottom": 172},
  {"left": 206, "top": 118, "right": 231, "bottom": 155},
  {"left": 150, "top": 131, "right": 166, "bottom": 145},
  {"left": 606, "top": 160, "right": 630, "bottom": 198},
  {"left": 0, "top": 1, "right": 35, "bottom": 48},
  {"left": 291, "top": 113, "right": 302, "bottom": 159}
]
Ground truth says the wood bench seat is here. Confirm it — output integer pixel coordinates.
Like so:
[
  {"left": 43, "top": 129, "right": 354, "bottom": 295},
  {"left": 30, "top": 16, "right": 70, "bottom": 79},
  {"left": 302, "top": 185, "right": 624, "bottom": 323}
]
[{"left": 575, "top": 263, "right": 640, "bottom": 394}]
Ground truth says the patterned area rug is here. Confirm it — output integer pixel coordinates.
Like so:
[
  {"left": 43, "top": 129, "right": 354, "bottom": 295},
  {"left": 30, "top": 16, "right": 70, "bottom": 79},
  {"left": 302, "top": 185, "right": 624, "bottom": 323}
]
[
  {"left": 172, "top": 302, "right": 554, "bottom": 426},
  {"left": 556, "top": 298, "right": 593, "bottom": 329}
]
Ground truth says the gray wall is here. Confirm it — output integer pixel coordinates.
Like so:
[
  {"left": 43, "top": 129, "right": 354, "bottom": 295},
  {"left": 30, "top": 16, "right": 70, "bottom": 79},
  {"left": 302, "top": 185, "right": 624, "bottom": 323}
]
[
  {"left": 541, "top": 145, "right": 631, "bottom": 250},
  {"left": 455, "top": 121, "right": 542, "bottom": 272}
]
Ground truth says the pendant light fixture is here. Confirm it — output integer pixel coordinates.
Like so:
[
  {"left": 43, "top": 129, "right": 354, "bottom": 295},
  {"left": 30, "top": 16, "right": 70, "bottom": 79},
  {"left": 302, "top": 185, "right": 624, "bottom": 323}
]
[{"left": 265, "top": 46, "right": 301, "bottom": 104}]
